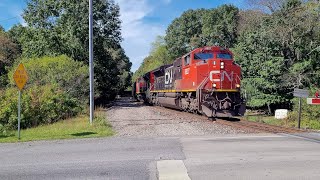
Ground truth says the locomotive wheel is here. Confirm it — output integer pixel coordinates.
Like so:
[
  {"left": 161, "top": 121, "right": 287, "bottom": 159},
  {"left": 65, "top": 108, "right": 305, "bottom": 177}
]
[{"left": 208, "top": 117, "right": 216, "bottom": 121}]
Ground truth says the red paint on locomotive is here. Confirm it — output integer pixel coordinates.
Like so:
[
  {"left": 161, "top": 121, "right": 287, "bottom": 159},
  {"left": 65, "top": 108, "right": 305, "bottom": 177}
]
[{"left": 133, "top": 46, "right": 245, "bottom": 118}]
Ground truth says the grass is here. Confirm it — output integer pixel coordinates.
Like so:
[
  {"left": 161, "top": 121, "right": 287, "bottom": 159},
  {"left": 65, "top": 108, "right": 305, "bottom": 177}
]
[
  {"left": 245, "top": 115, "right": 285, "bottom": 126},
  {"left": 244, "top": 113, "right": 320, "bottom": 130},
  {"left": 0, "top": 111, "right": 114, "bottom": 143}
]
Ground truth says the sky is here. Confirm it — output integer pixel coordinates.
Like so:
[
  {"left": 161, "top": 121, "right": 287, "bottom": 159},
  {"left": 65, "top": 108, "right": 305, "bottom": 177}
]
[{"left": 0, "top": 0, "right": 248, "bottom": 72}]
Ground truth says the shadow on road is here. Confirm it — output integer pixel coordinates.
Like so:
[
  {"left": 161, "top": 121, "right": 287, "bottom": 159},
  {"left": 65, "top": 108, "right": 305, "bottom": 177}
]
[
  {"left": 71, "top": 132, "right": 97, "bottom": 136},
  {"left": 113, "top": 97, "right": 145, "bottom": 108},
  {"left": 218, "top": 117, "right": 241, "bottom": 122}
]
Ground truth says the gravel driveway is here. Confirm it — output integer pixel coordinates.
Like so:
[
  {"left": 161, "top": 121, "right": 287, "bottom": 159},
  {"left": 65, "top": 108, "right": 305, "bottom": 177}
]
[{"left": 107, "top": 97, "right": 251, "bottom": 137}]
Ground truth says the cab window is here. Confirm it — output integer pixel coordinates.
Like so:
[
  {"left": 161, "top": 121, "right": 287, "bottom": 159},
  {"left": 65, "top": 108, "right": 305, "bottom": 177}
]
[
  {"left": 184, "top": 54, "right": 191, "bottom": 66},
  {"left": 217, "top": 53, "right": 232, "bottom": 59},
  {"left": 194, "top": 53, "right": 213, "bottom": 60}
]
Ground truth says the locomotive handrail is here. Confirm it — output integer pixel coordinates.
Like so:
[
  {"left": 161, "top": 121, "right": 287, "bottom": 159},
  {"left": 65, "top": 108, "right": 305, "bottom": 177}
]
[{"left": 196, "top": 77, "right": 209, "bottom": 111}]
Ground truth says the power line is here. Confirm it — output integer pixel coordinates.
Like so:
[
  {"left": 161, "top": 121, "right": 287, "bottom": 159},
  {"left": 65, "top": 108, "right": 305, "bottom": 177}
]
[{"left": 0, "top": 16, "right": 19, "bottom": 23}]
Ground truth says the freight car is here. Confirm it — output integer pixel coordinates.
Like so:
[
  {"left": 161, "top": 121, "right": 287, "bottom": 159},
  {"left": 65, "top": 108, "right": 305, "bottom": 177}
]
[{"left": 133, "top": 46, "right": 245, "bottom": 118}]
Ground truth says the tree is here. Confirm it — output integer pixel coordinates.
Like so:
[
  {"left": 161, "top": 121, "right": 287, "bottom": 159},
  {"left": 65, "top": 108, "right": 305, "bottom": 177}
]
[
  {"left": 133, "top": 36, "right": 171, "bottom": 82},
  {"left": 247, "top": 0, "right": 286, "bottom": 12},
  {"left": 202, "top": 5, "right": 239, "bottom": 48},
  {"left": 234, "top": 0, "right": 320, "bottom": 111},
  {"left": 237, "top": 10, "right": 266, "bottom": 35},
  {"left": 165, "top": 9, "right": 207, "bottom": 58},
  {"left": 164, "top": 5, "right": 240, "bottom": 58},
  {"left": 0, "top": 27, "right": 20, "bottom": 88},
  {"left": 10, "top": 0, "right": 132, "bottom": 100},
  {"left": 234, "top": 30, "right": 291, "bottom": 111}
]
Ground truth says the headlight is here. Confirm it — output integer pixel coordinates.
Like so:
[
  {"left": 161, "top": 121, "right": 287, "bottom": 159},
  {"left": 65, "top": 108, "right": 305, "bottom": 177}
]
[
  {"left": 236, "top": 84, "right": 240, "bottom": 88},
  {"left": 221, "top": 65, "right": 224, "bottom": 69},
  {"left": 213, "top": 83, "right": 217, "bottom": 88},
  {"left": 220, "top": 61, "right": 224, "bottom": 66}
]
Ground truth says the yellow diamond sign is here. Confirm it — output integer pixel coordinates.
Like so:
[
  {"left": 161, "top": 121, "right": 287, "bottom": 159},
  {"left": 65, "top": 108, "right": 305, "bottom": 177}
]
[{"left": 13, "top": 63, "right": 28, "bottom": 90}]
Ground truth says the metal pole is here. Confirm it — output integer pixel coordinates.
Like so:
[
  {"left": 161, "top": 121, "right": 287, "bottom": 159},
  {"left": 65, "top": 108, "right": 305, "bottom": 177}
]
[
  {"left": 18, "top": 90, "right": 21, "bottom": 139},
  {"left": 89, "top": 0, "right": 94, "bottom": 124},
  {"left": 298, "top": 97, "right": 302, "bottom": 129}
]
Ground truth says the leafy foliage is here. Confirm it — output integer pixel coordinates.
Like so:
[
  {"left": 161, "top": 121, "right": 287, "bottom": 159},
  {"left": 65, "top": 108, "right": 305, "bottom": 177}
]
[
  {"left": 165, "top": 5, "right": 239, "bottom": 58},
  {"left": 8, "top": 55, "right": 89, "bottom": 100},
  {"left": 9, "top": 0, "right": 132, "bottom": 100},
  {"left": 202, "top": 5, "right": 239, "bottom": 47},
  {"left": 165, "top": 9, "right": 207, "bottom": 58},
  {"left": 133, "top": 36, "right": 171, "bottom": 81},
  {"left": 0, "top": 28, "right": 20, "bottom": 88},
  {"left": 234, "top": 0, "right": 320, "bottom": 111},
  {"left": 0, "top": 85, "right": 81, "bottom": 132},
  {"left": 0, "top": 56, "right": 87, "bottom": 133}
]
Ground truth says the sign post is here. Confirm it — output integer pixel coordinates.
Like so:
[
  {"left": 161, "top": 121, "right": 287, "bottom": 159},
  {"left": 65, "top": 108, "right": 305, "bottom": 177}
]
[
  {"left": 298, "top": 97, "right": 302, "bottom": 129},
  {"left": 293, "top": 88, "right": 308, "bottom": 129},
  {"left": 18, "top": 90, "right": 21, "bottom": 139},
  {"left": 13, "top": 63, "right": 28, "bottom": 139}
]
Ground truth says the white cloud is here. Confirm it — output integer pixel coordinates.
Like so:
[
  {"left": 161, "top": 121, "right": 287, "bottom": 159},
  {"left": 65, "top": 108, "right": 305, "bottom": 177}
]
[{"left": 115, "top": 0, "right": 166, "bottom": 72}]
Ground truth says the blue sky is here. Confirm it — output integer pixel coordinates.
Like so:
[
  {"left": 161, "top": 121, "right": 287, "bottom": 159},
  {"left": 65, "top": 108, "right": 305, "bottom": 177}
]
[{"left": 0, "top": 0, "right": 248, "bottom": 71}]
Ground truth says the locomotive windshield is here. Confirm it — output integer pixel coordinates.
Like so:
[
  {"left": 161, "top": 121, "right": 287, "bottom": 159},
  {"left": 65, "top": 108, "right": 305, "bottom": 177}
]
[
  {"left": 217, "top": 53, "right": 232, "bottom": 59},
  {"left": 194, "top": 53, "right": 213, "bottom": 60}
]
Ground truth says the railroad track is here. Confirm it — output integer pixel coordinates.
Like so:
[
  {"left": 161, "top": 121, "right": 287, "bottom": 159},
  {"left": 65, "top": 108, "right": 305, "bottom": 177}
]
[
  {"left": 152, "top": 105, "right": 306, "bottom": 133},
  {"left": 216, "top": 119, "right": 306, "bottom": 134}
]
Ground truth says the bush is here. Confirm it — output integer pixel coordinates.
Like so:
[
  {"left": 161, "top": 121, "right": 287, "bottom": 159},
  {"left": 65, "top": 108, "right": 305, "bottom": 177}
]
[
  {"left": 287, "top": 90, "right": 320, "bottom": 129},
  {"left": 8, "top": 55, "right": 89, "bottom": 101},
  {"left": 0, "top": 55, "right": 88, "bottom": 133},
  {"left": 0, "top": 85, "right": 82, "bottom": 131}
]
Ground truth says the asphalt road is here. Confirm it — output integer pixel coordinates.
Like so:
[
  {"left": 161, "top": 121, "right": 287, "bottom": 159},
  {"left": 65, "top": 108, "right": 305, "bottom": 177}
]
[{"left": 1, "top": 134, "right": 320, "bottom": 180}]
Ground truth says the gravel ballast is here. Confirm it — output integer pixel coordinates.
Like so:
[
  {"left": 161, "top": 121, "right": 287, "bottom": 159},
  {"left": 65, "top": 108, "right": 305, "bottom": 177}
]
[{"left": 107, "top": 98, "right": 253, "bottom": 137}]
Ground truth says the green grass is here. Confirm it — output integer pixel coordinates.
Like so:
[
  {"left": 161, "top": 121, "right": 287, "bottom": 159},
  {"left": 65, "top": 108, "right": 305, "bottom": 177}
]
[
  {"left": 244, "top": 114, "right": 320, "bottom": 130},
  {"left": 0, "top": 111, "right": 114, "bottom": 143},
  {"left": 245, "top": 115, "right": 284, "bottom": 126}
]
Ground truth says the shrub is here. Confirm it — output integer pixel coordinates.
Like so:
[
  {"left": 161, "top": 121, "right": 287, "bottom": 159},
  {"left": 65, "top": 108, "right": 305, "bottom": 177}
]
[
  {"left": 8, "top": 55, "right": 89, "bottom": 101},
  {"left": 0, "top": 85, "right": 82, "bottom": 132},
  {"left": 287, "top": 89, "right": 320, "bottom": 129},
  {"left": 0, "top": 55, "right": 88, "bottom": 133}
]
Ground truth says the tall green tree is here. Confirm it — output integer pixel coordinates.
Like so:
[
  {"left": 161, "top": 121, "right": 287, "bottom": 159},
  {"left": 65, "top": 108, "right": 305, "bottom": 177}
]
[
  {"left": 165, "top": 9, "right": 207, "bottom": 58},
  {"left": 133, "top": 36, "right": 171, "bottom": 81},
  {"left": 234, "top": 0, "right": 320, "bottom": 111},
  {"left": 0, "top": 27, "right": 20, "bottom": 88},
  {"left": 165, "top": 5, "right": 240, "bottom": 58},
  {"left": 202, "top": 4, "right": 239, "bottom": 47},
  {"left": 9, "top": 0, "right": 131, "bottom": 100}
]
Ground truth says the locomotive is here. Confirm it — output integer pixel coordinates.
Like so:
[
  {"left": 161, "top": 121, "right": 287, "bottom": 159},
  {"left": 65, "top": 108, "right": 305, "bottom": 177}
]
[{"left": 132, "top": 46, "right": 245, "bottom": 118}]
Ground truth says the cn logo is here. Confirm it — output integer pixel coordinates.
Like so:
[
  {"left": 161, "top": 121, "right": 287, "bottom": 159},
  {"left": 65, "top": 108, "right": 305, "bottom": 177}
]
[
  {"left": 221, "top": 71, "right": 233, "bottom": 81},
  {"left": 165, "top": 69, "right": 173, "bottom": 84},
  {"left": 209, "top": 71, "right": 233, "bottom": 82}
]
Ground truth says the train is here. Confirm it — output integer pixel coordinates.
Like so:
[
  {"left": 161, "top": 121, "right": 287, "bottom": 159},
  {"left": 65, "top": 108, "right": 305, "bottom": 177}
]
[{"left": 132, "top": 46, "right": 245, "bottom": 118}]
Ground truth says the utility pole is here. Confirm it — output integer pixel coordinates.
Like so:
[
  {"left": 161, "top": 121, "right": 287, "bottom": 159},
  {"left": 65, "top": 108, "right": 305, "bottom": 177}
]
[{"left": 89, "top": 0, "right": 94, "bottom": 124}]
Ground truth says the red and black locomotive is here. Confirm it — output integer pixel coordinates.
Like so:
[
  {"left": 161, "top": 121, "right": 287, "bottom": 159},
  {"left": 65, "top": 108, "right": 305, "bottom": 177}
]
[{"left": 133, "top": 46, "right": 245, "bottom": 118}]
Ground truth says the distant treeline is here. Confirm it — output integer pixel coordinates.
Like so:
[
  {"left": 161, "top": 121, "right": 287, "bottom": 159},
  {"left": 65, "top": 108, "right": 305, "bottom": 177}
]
[{"left": 133, "top": 0, "right": 320, "bottom": 114}]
